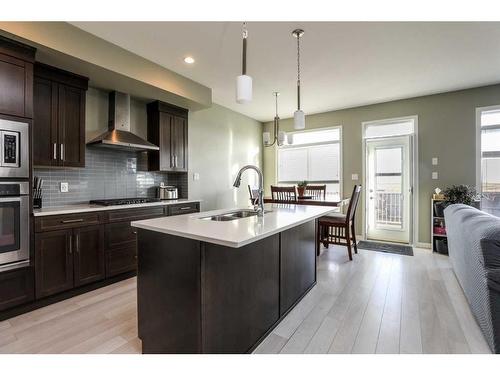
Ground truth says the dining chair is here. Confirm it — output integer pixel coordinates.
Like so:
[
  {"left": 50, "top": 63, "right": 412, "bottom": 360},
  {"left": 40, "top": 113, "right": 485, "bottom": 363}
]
[
  {"left": 305, "top": 184, "right": 326, "bottom": 199},
  {"left": 316, "top": 185, "right": 362, "bottom": 260},
  {"left": 271, "top": 185, "right": 297, "bottom": 201}
]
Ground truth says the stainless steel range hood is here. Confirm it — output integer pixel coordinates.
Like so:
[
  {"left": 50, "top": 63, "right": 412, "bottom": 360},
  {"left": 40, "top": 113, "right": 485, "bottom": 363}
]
[{"left": 87, "top": 91, "right": 159, "bottom": 152}]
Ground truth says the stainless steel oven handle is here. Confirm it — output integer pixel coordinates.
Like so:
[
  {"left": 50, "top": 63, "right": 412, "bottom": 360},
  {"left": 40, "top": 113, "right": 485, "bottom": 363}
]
[
  {"left": 53, "top": 143, "right": 57, "bottom": 160},
  {"left": 60, "top": 144, "right": 64, "bottom": 161},
  {"left": 0, "top": 197, "right": 21, "bottom": 202}
]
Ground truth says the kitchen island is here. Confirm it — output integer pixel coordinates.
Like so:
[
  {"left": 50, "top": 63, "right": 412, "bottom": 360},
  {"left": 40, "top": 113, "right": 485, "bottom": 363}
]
[{"left": 131, "top": 203, "right": 336, "bottom": 353}]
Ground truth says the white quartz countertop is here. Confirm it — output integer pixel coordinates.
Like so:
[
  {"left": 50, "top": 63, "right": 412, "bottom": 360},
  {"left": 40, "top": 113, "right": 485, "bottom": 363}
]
[
  {"left": 131, "top": 204, "right": 338, "bottom": 248},
  {"left": 33, "top": 199, "right": 201, "bottom": 217}
]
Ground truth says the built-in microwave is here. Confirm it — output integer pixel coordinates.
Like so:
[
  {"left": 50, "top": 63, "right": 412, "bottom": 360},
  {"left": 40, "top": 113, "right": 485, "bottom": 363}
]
[
  {"left": 0, "top": 118, "right": 29, "bottom": 179},
  {"left": 0, "top": 181, "right": 29, "bottom": 271}
]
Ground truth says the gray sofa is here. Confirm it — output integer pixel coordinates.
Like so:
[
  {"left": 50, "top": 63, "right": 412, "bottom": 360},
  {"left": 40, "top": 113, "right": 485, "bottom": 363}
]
[{"left": 445, "top": 204, "right": 500, "bottom": 353}]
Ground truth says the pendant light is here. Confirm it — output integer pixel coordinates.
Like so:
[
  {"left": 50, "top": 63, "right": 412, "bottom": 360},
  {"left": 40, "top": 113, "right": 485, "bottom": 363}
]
[
  {"left": 263, "top": 92, "right": 287, "bottom": 147},
  {"left": 292, "top": 29, "right": 305, "bottom": 129},
  {"left": 236, "top": 22, "right": 252, "bottom": 104}
]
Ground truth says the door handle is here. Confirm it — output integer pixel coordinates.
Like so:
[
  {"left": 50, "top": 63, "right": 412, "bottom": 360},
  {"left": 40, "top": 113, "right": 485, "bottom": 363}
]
[
  {"left": 61, "top": 218, "right": 84, "bottom": 224},
  {"left": 60, "top": 144, "right": 64, "bottom": 161},
  {"left": 75, "top": 234, "right": 80, "bottom": 254},
  {"left": 53, "top": 143, "right": 57, "bottom": 160}
]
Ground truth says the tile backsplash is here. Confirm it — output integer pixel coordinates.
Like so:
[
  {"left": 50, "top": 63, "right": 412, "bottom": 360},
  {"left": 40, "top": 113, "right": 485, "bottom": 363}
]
[{"left": 34, "top": 147, "right": 188, "bottom": 207}]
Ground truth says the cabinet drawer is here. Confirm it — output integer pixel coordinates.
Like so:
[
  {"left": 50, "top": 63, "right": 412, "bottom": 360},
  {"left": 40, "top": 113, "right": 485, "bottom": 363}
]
[
  {"left": 0, "top": 266, "right": 34, "bottom": 312},
  {"left": 35, "top": 212, "right": 103, "bottom": 232},
  {"left": 105, "top": 221, "right": 137, "bottom": 250},
  {"left": 167, "top": 202, "right": 200, "bottom": 216},
  {"left": 106, "top": 245, "right": 137, "bottom": 278},
  {"left": 106, "top": 207, "right": 165, "bottom": 223}
]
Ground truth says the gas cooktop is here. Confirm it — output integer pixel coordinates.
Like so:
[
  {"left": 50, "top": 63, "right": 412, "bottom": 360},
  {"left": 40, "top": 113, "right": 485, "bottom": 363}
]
[{"left": 89, "top": 198, "right": 161, "bottom": 206}]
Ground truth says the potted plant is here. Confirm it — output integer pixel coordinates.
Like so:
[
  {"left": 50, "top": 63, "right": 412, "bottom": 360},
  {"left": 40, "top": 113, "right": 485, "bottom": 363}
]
[
  {"left": 435, "top": 184, "right": 478, "bottom": 216},
  {"left": 297, "top": 180, "right": 308, "bottom": 197}
]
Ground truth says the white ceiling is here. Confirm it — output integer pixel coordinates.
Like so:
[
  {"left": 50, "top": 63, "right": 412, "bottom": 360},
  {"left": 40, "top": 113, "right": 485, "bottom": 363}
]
[{"left": 71, "top": 22, "right": 500, "bottom": 122}]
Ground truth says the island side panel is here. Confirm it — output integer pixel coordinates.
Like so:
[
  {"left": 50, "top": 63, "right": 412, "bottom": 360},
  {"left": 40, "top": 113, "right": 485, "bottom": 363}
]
[
  {"left": 280, "top": 220, "right": 317, "bottom": 315},
  {"left": 137, "top": 229, "right": 202, "bottom": 354},
  {"left": 201, "top": 234, "right": 280, "bottom": 353}
]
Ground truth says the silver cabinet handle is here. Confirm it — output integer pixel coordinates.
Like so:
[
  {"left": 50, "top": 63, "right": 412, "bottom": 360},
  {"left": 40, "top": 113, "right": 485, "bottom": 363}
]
[
  {"left": 61, "top": 218, "right": 84, "bottom": 224},
  {"left": 60, "top": 144, "right": 64, "bottom": 161},
  {"left": 180, "top": 206, "right": 191, "bottom": 210},
  {"left": 75, "top": 234, "right": 80, "bottom": 254},
  {"left": 53, "top": 143, "right": 57, "bottom": 160}
]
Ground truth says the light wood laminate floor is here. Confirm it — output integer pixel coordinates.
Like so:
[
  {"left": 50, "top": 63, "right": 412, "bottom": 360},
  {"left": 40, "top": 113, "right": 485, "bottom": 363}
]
[{"left": 0, "top": 247, "right": 491, "bottom": 354}]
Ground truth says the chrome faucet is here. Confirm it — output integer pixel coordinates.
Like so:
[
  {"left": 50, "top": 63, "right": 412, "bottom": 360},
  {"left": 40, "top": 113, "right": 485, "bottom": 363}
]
[{"left": 233, "top": 165, "right": 265, "bottom": 216}]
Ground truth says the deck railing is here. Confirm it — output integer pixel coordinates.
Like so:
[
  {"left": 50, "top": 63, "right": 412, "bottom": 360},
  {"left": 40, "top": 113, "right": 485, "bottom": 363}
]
[{"left": 375, "top": 192, "right": 403, "bottom": 227}]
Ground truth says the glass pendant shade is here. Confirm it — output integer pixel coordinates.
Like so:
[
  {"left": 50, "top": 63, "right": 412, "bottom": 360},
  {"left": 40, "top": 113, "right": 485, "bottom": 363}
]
[
  {"left": 236, "top": 75, "right": 252, "bottom": 104},
  {"left": 262, "top": 132, "right": 271, "bottom": 146},
  {"left": 294, "top": 109, "right": 305, "bottom": 130}
]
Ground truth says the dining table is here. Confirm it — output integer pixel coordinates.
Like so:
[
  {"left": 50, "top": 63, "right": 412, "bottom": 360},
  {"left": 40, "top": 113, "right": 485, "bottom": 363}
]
[{"left": 263, "top": 195, "right": 341, "bottom": 207}]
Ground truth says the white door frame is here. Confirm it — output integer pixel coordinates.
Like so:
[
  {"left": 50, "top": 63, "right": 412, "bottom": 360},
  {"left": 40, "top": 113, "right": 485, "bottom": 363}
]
[{"left": 361, "top": 115, "right": 419, "bottom": 245}]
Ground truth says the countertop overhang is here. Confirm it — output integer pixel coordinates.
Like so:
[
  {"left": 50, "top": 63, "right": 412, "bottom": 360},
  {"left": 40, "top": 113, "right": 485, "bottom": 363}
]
[
  {"left": 131, "top": 204, "right": 338, "bottom": 248},
  {"left": 33, "top": 199, "right": 201, "bottom": 216}
]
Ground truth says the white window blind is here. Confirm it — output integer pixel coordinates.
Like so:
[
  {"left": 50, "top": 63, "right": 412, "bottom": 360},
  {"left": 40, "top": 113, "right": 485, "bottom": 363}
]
[
  {"left": 278, "top": 148, "right": 308, "bottom": 182},
  {"left": 479, "top": 110, "right": 500, "bottom": 193},
  {"left": 308, "top": 144, "right": 340, "bottom": 181}
]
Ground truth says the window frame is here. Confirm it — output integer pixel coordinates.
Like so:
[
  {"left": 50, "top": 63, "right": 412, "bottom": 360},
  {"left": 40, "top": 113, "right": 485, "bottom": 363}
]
[
  {"left": 276, "top": 125, "right": 343, "bottom": 199},
  {"left": 476, "top": 105, "right": 500, "bottom": 193}
]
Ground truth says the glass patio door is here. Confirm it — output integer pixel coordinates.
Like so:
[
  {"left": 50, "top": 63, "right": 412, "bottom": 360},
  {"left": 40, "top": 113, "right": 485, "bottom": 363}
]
[{"left": 365, "top": 136, "right": 412, "bottom": 243}]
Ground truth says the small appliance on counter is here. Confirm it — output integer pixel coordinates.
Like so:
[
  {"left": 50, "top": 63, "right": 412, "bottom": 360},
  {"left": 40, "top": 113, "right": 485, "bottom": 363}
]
[{"left": 158, "top": 183, "right": 178, "bottom": 200}]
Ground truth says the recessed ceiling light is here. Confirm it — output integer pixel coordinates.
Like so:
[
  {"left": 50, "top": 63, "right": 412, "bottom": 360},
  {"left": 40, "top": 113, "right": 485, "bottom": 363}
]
[{"left": 184, "top": 56, "right": 195, "bottom": 64}]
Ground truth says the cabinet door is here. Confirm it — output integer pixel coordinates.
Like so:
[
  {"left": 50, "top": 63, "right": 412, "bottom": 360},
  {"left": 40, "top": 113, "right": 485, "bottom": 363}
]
[
  {"left": 159, "top": 112, "right": 173, "bottom": 171},
  {"left": 33, "top": 77, "right": 58, "bottom": 166},
  {"left": 172, "top": 115, "right": 188, "bottom": 171},
  {"left": 58, "top": 84, "right": 85, "bottom": 167},
  {"left": 0, "top": 53, "right": 32, "bottom": 118},
  {"left": 74, "top": 225, "right": 105, "bottom": 287},
  {"left": 35, "top": 229, "right": 73, "bottom": 299}
]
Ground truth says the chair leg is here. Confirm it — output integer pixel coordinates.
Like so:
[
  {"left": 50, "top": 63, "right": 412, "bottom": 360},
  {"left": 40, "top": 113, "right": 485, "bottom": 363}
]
[
  {"left": 322, "top": 225, "right": 329, "bottom": 249},
  {"left": 351, "top": 222, "right": 358, "bottom": 254},
  {"left": 346, "top": 226, "right": 353, "bottom": 261}
]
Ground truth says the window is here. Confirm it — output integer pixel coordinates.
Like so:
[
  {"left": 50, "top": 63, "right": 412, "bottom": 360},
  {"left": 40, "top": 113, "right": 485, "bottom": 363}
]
[
  {"left": 478, "top": 108, "right": 500, "bottom": 193},
  {"left": 277, "top": 127, "right": 341, "bottom": 199},
  {"left": 478, "top": 107, "right": 500, "bottom": 216}
]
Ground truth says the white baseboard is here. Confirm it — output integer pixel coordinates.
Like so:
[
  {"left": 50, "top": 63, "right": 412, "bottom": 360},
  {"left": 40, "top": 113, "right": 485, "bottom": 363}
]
[{"left": 415, "top": 242, "right": 432, "bottom": 249}]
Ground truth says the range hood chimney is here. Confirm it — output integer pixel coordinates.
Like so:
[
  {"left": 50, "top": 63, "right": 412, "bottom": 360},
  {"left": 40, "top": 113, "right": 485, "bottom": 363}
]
[{"left": 87, "top": 91, "right": 159, "bottom": 152}]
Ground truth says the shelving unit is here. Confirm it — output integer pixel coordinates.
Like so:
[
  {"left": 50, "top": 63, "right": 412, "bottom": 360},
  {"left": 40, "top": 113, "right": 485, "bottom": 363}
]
[{"left": 431, "top": 198, "right": 448, "bottom": 254}]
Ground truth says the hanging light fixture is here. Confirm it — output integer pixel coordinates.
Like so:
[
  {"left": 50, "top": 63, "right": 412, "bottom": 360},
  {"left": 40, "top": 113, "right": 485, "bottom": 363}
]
[
  {"left": 292, "top": 29, "right": 305, "bottom": 129},
  {"left": 236, "top": 22, "right": 252, "bottom": 104},
  {"left": 263, "top": 92, "right": 288, "bottom": 147}
]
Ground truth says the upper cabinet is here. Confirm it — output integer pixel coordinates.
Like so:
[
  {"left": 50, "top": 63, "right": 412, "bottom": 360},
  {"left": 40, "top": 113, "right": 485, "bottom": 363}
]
[
  {"left": 147, "top": 101, "right": 188, "bottom": 172},
  {"left": 0, "top": 36, "right": 36, "bottom": 119},
  {"left": 33, "top": 63, "right": 88, "bottom": 167}
]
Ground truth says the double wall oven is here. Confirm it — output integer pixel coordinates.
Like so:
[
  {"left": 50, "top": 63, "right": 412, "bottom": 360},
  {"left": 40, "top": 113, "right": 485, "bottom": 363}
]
[{"left": 0, "top": 118, "right": 29, "bottom": 271}]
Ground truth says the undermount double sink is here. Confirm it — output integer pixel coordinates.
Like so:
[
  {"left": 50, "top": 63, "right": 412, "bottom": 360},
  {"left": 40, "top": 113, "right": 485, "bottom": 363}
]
[{"left": 200, "top": 209, "right": 271, "bottom": 222}]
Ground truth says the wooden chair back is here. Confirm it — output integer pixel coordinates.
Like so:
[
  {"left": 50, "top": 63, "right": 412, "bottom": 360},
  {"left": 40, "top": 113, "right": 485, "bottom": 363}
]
[
  {"left": 305, "top": 184, "right": 326, "bottom": 199},
  {"left": 271, "top": 185, "right": 297, "bottom": 201},
  {"left": 346, "top": 185, "right": 362, "bottom": 222}
]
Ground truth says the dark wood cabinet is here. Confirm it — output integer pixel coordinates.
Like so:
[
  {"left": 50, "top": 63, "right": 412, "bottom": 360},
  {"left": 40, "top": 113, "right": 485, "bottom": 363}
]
[
  {"left": 0, "top": 266, "right": 34, "bottom": 312},
  {"left": 0, "top": 36, "right": 35, "bottom": 119},
  {"left": 147, "top": 101, "right": 188, "bottom": 172},
  {"left": 73, "top": 225, "right": 105, "bottom": 287},
  {"left": 35, "top": 229, "right": 74, "bottom": 299},
  {"left": 166, "top": 202, "right": 200, "bottom": 216},
  {"left": 33, "top": 63, "right": 88, "bottom": 167}
]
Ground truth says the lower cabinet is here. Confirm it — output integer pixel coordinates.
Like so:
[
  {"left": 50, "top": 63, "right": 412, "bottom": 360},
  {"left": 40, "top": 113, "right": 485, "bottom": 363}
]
[
  {"left": 35, "top": 226, "right": 105, "bottom": 298},
  {"left": 105, "top": 221, "right": 138, "bottom": 277},
  {"left": 0, "top": 266, "right": 34, "bottom": 311},
  {"left": 35, "top": 229, "right": 74, "bottom": 299}
]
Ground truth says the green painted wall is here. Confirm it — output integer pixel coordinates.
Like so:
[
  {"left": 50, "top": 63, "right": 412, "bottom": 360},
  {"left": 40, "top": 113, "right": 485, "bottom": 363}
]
[
  {"left": 189, "top": 104, "right": 262, "bottom": 211},
  {"left": 263, "top": 84, "right": 500, "bottom": 244}
]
